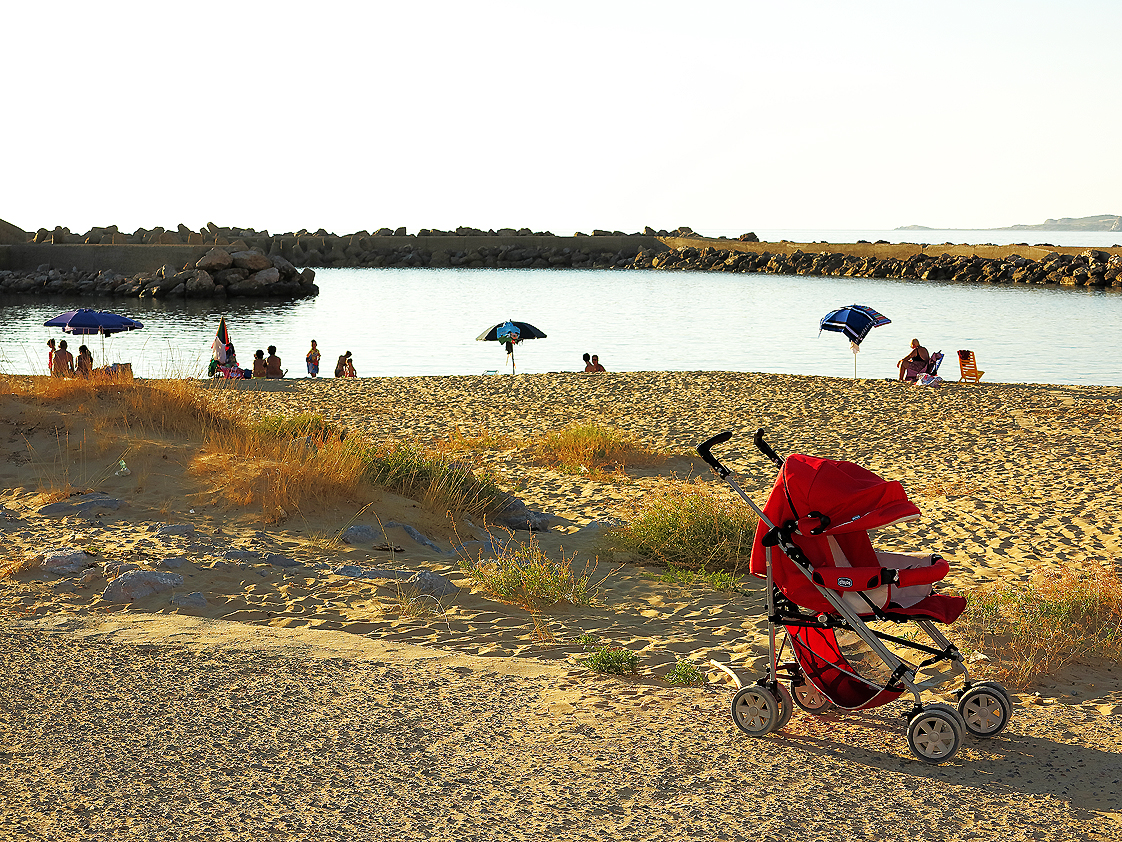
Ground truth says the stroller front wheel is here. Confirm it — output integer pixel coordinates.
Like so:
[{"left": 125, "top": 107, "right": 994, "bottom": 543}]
[
  {"left": 907, "top": 705, "right": 965, "bottom": 764},
  {"left": 731, "top": 685, "right": 780, "bottom": 736}
]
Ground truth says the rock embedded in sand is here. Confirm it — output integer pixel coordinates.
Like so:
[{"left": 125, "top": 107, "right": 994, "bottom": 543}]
[
  {"left": 40, "top": 548, "right": 91, "bottom": 574},
  {"left": 156, "top": 524, "right": 196, "bottom": 538},
  {"left": 407, "top": 571, "right": 458, "bottom": 598},
  {"left": 489, "top": 497, "right": 551, "bottom": 532},
  {"left": 170, "top": 592, "right": 207, "bottom": 608},
  {"left": 101, "top": 570, "right": 184, "bottom": 603},
  {"left": 37, "top": 492, "right": 123, "bottom": 517},
  {"left": 341, "top": 525, "right": 378, "bottom": 545},
  {"left": 384, "top": 521, "right": 449, "bottom": 554},
  {"left": 265, "top": 553, "right": 300, "bottom": 568}
]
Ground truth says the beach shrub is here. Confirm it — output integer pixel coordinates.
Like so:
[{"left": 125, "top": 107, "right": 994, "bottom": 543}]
[
  {"left": 529, "top": 423, "right": 668, "bottom": 475},
  {"left": 607, "top": 481, "right": 757, "bottom": 572},
  {"left": 664, "top": 659, "right": 707, "bottom": 686},
  {"left": 457, "top": 535, "right": 598, "bottom": 611},
  {"left": 584, "top": 645, "right": 639, "bottom": 675},
  {"left": 655, "top": 563, "right": 742, "bottom": 593},
  {"left": 955, "top": 563, "right": 1122, "bottom": 688},
  {"left": 361, "top": 442, "right": 504, "bottom": 516}
]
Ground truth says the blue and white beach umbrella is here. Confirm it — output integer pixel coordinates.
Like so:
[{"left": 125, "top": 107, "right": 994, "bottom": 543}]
[{"left": 819, "top": 304, "right": 891, "bottom": 377}]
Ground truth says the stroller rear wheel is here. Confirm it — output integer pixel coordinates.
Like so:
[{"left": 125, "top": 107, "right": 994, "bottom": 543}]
[
  {"left": 791, "top": 680, "right": 834, "bottom": 714},
  {"left": 774, "top": 682, "right": 794, "bottom": 731},
  {"left": 731, "top": 684, "right": 780, "bottom": 736},
  {"left": 958, "top": 685, "right": 1012, "bottom": 738},
  {"left": 907, "top": 704, "right": 965, "bottom": 764}
]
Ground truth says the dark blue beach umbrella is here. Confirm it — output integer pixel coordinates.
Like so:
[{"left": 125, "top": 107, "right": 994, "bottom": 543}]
[
  {"left": 44, "top": 308, "right": 144, "bottom": 364},
  {"left": 44, "top": 309, "right": 144, "bottom": 335},
  {"left": 819, "top": 304, "right": 890, "bottom": 377}
]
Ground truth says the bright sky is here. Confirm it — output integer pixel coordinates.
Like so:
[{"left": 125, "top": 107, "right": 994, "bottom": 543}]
[{"left": 7, "top": 0, "right": 1120, "bottom": 237}]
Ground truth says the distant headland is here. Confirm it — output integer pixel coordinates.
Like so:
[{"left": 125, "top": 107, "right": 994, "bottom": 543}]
[{"left": 898, "top": 214, "right": 1122, "bottom": 232}]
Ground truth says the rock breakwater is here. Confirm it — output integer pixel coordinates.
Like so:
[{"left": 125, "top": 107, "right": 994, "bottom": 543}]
[
  {"left": 0, "top": 244, "right": 317, "bottom": 299},
  {"left": 631, "top": 245, "right": 1122, "bottom": 288}
]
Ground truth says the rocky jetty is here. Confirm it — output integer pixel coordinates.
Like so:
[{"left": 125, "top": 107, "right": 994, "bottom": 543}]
[
  {"left": 626, "top": 245, "right": 1122, "bottom": 288},
  {"left": 0, "top": 244, "right": 317, "bottom": 299}
]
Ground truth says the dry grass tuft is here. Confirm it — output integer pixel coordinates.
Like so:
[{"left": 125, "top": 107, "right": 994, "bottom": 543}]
[
  {"left": 956, "top": 563, "right": 1122, "bottom": 689},
  {"left": 0, "top": 550, "right": 42, "bottom": 581},
  {"left": 607, "top": 480, "right": 757, "bottom": 572},
  {"left": 529, "top": 424, "right": 668, "bottom": 476},
  {"left": 1, "top": 375, "right": 505, "bottom": 521},
  {"left": 916, "top": 478, "right": 983, "bottom": 498},
  {"left": 434, "top": 426, "right": 520, "bottom": 455}
]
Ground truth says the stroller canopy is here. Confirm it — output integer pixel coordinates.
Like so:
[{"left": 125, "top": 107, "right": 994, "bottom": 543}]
[
  {"left": 775, "top": 454, "right": 920, "bottom": 536},
  {"left": 750, "top": 453, "right": 922, "bottom": 606}
]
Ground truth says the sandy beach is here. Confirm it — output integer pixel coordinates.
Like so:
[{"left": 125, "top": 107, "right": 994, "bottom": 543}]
[{"left": 2, "top": 371, "right": 1121, "bottom": 840}]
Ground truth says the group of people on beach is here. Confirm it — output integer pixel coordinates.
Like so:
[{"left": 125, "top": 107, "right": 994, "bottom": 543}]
[
  {"left": 582, "top": 352, "right": 606, "bottom": 372},
  {"left": 209, "top": 337, "right": 360, "bottom": 380},
  {"left": 45, "top": 338, "right": 93, "bottom": 378}
]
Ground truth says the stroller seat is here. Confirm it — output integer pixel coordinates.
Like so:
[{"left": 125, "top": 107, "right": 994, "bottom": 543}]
[{"left": 881, "top": 593, "right": 966, "bottom": 624}]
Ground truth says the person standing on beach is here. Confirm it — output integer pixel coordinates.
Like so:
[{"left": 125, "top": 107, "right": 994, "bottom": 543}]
[
  {"left": 46, "top": 338, "right": 56, "bottom": 373},
  {"left": 266, "top": 345, "right": 285, "bottom": 378},
  {"left": 306, "top": 340, "right": 321, "bottom": 377}
]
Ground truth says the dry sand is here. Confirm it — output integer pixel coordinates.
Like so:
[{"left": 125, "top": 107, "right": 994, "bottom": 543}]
[{"left": 2, "top": 371, "right": 1121, "bottom": 841}]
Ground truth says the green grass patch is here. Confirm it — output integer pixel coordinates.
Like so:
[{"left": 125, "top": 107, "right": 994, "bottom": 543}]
[
  {"left": 607, "top": 481, "right": 757, "bottom": 572},
  {"left": 656, "top": 563, "right": 742, "bottom": 592},
  {"left": 584, "top": 646, "right": 639, "bottom": 675},
  {"left": 458, "top": 535, "right": 599, "bottom": 611},
  {"left": 362, "top": 442, "right": 505, "bottom": 516},
  {"left": 664, "top": 659, "right": 707, "bottom": 686},
  {"left": 956, "top": 563, "right": 1122, "bottom": 689}
]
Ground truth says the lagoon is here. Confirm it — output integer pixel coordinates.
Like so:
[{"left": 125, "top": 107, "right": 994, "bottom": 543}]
[{"left": 4, "top": 265, "right": 1121, "bottom": 386}]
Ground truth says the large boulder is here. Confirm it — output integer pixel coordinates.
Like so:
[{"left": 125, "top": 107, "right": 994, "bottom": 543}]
[
  {"left": 195, "top": 247, "right": 233, "bottom": 272},
  {"left": 231, "top": 250, "right": 272, "bottom": 272},
  {"left": 185, "top": 270, "right": 215, "bottom": 296}
]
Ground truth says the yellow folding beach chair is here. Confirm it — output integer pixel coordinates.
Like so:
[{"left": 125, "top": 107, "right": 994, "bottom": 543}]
[{"left": 957, "top": 350, "right": 984, "bottom": 383}]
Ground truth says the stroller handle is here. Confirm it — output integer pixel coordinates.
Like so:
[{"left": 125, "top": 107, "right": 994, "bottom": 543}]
[
  {"left": 696, "top": 431, "right": 733, "bottom": 477},
  {"left": 753, "top": 428, "right": 784, "bottom": 468}
]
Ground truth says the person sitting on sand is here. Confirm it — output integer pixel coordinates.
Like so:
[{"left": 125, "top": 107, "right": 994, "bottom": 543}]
[
  {"left": 345, "top": 354, "right": 357, "bottom": 378},
  {"left": 583, "top": 352, "right": 594, "bottom": 372},
  {"left": 335, "top": 351, "right": 352, "bottom": 378},
  {"left": 51, "top": 340, "right": 74, "bottom": 378},
  {"left": 47, "top": 338, "right": 56, "bottom": 373},
  {"left": 591, "top": 354, "right": 606, "bottom": 372},
  {"left": 75, "top": 345, "right": 94, "bottom": 378},
  {"left": 898, "top": 339, "right": 930, "bottom": 382},
  {"left": 306, "top": 340, "right": 321, "bottom": 378},
  {"left": 252, "top": 349, "right": 267, "bottom": 379},
  {"left": 266, "top": 345, "right": 285, "bottom": 378}
]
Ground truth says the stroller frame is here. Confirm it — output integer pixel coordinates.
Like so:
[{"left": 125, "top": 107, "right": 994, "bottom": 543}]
[{"left": 697, "top": 429, "right": 1012, "bottom": 763}]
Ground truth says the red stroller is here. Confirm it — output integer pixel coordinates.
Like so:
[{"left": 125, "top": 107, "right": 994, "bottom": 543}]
[{"left": 697, "top": 430, "right": 1012, "bottom": 764}]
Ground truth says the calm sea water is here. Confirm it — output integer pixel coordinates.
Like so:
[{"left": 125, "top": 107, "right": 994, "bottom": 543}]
[{"left": 3, "top": 246, "right": 1121, "bottom": 386}]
